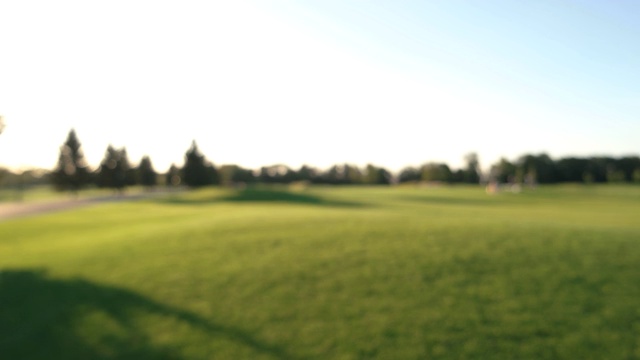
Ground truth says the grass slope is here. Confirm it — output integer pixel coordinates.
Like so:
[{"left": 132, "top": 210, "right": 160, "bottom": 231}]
[{"left": 1, "top": 185, "right": 639, "bottom": 359}]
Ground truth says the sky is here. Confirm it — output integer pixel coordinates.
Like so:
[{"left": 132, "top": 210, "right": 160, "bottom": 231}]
[{"left": 0, "top": 0, "right": 638, "bottom": 173}]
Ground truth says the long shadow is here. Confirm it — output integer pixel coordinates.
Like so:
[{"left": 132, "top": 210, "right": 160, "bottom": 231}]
[
  {"left": 0, "top": 269, "right": 296, "bottom": 360},
  {"left": 156, "top": 187, "right": 366, "bottom": 208}
]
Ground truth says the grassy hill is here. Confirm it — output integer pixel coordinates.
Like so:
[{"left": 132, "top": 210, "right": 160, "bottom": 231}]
[{"left": 1, "top": 185, "right": 639, "bottom": 359}]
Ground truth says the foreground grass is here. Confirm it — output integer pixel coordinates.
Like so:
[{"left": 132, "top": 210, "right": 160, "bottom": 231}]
[{"left": 1, "top": 185, "right": 639, "bottom": 359}]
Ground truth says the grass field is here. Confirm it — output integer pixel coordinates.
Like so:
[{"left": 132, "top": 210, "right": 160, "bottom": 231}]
[{"left": 1, "top": 184, "right": 639, "bottom": 359}]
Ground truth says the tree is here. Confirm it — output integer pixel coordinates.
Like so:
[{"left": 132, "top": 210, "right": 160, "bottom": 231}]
[
  {"left": 517, "top": 153, "right": 558, "bottom": 184},
  {"left": 51, "top": 129, "right": 91, "bottom": 192},
  {"left": 364, "top": 164, "right": 392, "bottom": 185},
  {"left": 344, "top": 164, "right": 363, "bottom": 184},
  {"left": 321, "top": 165, "right": 344, "bottom": 184},
  {"left": 490, "top": 158, "right": 517, "bottom": 183},
  {"left": 258, "top": 164, "right": 293, "bottom": 184},
  {"left": 398, "top": 166, "right": 421, "bottom": 183},
  {"left": 136, "top": 156, "right": 157, "bottom": 188},
  {"left": 166, "top": 164, "right": 181, "bottom": 186},
  {"left": 616, "top": 156, "right": 640, "bottom": 182},
  {"left": 296, "top": 165, "right": 317, "bottom": 183},
  {"left": 451, "top": 169, "right": 464, "bottom": 183},
  {"left": 463, "top": 152, "right": 481, "bottom": 183},
  {"left": 219, "top": 165, "right": 256, "bottom": 186},
  {"left": 182, "top": 141, "right": 216, "bottom": 187},
  {"left": 556, "top": 157, "right": 589, "bottom": 183},
  {"left": 205, "top": 163, "right": 220, "bottom": 185},
  {"left": 232, "top": 166, "right": 256, "bottom": 184},
  {"left": 421, "top": 163, "right": 453, "bottom": 183},
  {"left": 97, "top": 145, "right": 131, "bottom": 191},
  {"left": 585, "top": 157, "right": 610, "bottom": 183}
]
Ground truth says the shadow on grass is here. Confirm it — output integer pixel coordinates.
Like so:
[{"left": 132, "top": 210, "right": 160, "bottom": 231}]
[
  {"left": 0, "top": 269, "right": 296, "bottom": 360},
  {"left": 157, "top": 187, "right": 366, "bottom": 208}
]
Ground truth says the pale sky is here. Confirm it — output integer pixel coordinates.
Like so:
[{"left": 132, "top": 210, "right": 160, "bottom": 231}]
[{"left": 0, "top": 0, "right": 638, "bottom": 173}]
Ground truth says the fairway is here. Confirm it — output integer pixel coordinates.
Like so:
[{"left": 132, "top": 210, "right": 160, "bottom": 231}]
[{"left": 1, "top": 185, "right": 639, "bottom": 359}]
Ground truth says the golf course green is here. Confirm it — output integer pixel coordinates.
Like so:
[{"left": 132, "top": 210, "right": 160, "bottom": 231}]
[{"left": 1, "top": 184, "right": 639, "bottom": 359}]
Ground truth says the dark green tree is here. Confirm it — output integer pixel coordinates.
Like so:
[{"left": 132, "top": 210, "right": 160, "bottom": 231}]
[
  {"left": 258, "top": 165, "right": 298, "bottom": 184},
  {"left": 451, "top": 169, "right": 464, "bottom": 183},
  {"left": 616, "top": 156, "right": 640, "bottom": 182},
  {"left": 258, "top": 167, "right": 271, "bottom": 184},
  {"left": 136, "top": 156, "right": 157, "bottom": 188},
  {"left": 364, "top": 164, "right": 392, "bottom": 185},
  {"left": 556, "top": 157, "right": 589, "bottom": 183},
  {"left": 166, "top": 164, "right": 181, "bottom": 186},
  {"left": 51, "top": 129, "right": 91, "bottom": 192},
  {"left": 490, "top": 158, "right": 517, "bottom": 183},
  {"left": 182, "top": 141, "right": 215, "bottom": 187},
  {"left": 421, "top": 163, "right": 453, "bottom": 183},
  {"left": 322, "top": 165, "right": 344, "bottom": 184},
  {"left": 344, "top": 164, "right": 363, "bottom": 184},
  {"left": 606, "top": 162, "right": 625, "bottom": 183},
  {"left": 296, "top": 165, "right": 317, "bottom": 183},
  {"left": 219, "top": 165, "right": 256, "bottom": 186},
  {"left": 584, "top": 157, "right": 610, "bottom": 183},
  {"left": 398, "top": 166, "right": 421, "bottom": 183},
  {"left": 317, "top": 164, "right": 362, "bottom": 185},
  {"left": 463, "top": 152, "right": 481, "bottom": 183},
  {"left": 97, "top": 145, "right": 131, "bottom": 191},
  {"left": 205, "top": 163, "right": 220, "bottom": 185},
  {"left": 517, "top": 153, "right": 558, "bottom": 184}
]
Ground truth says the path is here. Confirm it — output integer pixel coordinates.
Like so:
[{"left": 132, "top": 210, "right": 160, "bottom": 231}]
[{"left": 0, "top": 191, "right": 178, "bottom": 222}]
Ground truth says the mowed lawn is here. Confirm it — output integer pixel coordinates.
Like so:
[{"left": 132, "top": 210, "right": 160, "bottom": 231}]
[{"left": 1, "top": 185, "right": 639, "bottom": 359}]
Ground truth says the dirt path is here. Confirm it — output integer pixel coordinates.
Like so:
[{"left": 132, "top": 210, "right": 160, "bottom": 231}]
[{"left": 0, "top": 191, "right": 176, "bottom": 222}]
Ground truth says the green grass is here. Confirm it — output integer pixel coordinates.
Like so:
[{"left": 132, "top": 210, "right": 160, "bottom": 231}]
[
  {"left": 0, "top": 185, "right": 62, "bottom": 202},
  {"left": 1, "top": 184, "right": 640, "bottom": 359}
]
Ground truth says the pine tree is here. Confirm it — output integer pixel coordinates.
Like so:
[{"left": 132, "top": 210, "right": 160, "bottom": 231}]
[
  {"left": 52, "top": 129, "right": 90, "bottom": 192},
  {"left": 97, "top": 145, "right": 130, "bottom": 191},
  {"left": 463, "top": 152, "right": 481, "bottom": 184},
  {"left": 182, "top": 141, "right": 215, "bottom": 187},
  {"left": 137, "top": 155, "right": 157, "bottom": 188}
]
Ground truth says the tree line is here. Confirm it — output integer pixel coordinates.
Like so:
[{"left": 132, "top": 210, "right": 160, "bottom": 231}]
[
  {"left": 49, "top": 130, "right": 485, "bottom": 192},
  {"left": 487, "top": 153, "right": 640, "bottom": 185},
  {"left": 2, "top": 129, "right": 639, "bottom": 193},
  {"left": 397, "top": 153, "right": 640, "bottom": 185}
]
